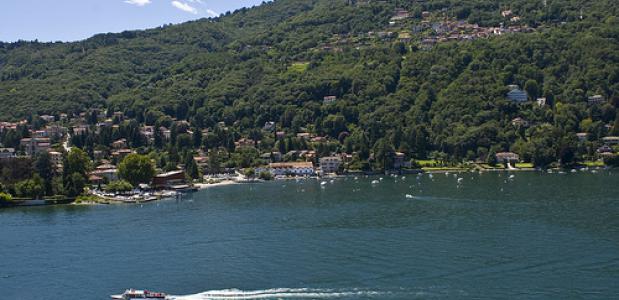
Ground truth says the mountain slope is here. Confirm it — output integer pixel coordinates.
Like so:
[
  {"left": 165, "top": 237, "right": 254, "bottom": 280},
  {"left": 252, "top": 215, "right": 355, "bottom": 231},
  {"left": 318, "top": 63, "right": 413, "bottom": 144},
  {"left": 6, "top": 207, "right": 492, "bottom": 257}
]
[{"left": 0, "top": 0, "right": 618, "bottom": 166}]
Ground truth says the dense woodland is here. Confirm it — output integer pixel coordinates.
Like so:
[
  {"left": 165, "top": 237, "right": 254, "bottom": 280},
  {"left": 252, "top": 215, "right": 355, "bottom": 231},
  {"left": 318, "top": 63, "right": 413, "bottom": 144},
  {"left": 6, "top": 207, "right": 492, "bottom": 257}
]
[{"left": 1, "top": 0, "right": 619, "bottom": 177}]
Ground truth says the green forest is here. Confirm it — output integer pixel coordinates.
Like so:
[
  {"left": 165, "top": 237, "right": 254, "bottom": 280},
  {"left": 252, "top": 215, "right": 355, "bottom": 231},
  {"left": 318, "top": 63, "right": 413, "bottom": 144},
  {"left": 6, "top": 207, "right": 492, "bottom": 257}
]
[{"left": 1, "top": 0, "right": 619, "bottom": 171}]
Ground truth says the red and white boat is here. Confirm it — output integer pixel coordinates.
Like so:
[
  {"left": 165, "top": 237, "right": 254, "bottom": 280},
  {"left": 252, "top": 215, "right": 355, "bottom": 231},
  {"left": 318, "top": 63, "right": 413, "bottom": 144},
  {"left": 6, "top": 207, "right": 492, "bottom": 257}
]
[{"left": 111, "top": 289, "right": 168, "bottom": 300}]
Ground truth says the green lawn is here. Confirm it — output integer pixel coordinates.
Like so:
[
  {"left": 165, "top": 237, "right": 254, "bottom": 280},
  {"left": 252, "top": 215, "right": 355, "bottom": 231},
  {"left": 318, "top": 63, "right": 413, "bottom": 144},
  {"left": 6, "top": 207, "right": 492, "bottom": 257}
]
[
  {"left": 416, "top": 159, "right": 439, "bottom": 167},
  {"left": 515, "top": 163, "right": 534, "bottom": 168},
  {"left": 582, "top": 160, "right": 605, "bottom": 167},
  {"left": 288, "top": 62, "right": 309, "bottom": 73}
]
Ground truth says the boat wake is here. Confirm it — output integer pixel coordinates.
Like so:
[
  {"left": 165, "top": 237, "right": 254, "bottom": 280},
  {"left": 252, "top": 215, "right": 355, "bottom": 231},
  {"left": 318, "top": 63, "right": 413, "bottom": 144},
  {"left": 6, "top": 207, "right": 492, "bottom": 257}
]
[{"left": 171, "top": 288, "right": 385, "bottom": 299}]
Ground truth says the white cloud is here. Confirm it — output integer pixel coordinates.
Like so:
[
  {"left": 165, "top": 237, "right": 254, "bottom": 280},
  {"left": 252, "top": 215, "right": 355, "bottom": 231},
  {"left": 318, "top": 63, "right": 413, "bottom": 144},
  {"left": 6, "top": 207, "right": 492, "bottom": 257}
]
[
  {"left": 171, "top": 1, "right": 198, "bottom": 14},
  {"left": 124, "top": 0, "right": 152, "bottom": 6},
  {"left": 205, "top": 9, "right": 218, "bottom": 17}
]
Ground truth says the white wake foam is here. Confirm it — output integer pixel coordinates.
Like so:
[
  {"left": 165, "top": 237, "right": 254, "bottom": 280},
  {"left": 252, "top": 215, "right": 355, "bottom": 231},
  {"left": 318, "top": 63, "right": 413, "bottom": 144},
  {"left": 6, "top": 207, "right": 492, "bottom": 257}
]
[{"left": 171, "top": 288, "right": 384, "bottom": 299}]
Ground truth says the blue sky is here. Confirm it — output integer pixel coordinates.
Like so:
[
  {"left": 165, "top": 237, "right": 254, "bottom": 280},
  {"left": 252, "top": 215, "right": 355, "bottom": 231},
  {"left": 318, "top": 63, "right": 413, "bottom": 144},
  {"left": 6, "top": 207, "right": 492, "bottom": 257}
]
[{"left": 0, "top": 0, "right": 266, "bottom": 42}]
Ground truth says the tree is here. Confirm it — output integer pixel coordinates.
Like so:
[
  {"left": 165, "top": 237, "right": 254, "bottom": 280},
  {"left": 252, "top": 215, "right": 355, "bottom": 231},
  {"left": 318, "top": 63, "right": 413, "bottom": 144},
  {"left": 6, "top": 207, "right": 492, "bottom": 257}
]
[
  {"left": 118, "top": 154, "right": 156, "bottom": 186},
  {"left": 63, "top": 148, "right": 91, "bottom": 197},
  {"left": 65, "top": 172, "right": 86, "bottom": 197},
  {"left": 243, "top": 168, "right": 255, "bottom": 178},
  {"left": 35, "top": 152, "right": 53, "bottom": 195},
  {"left": 259, "top": 171, "right": 273, "bottom": 181},
  {"left": 487, "top": 149, "right": 498, "bottom": 166},
  {"left": 64, "top": 148, "right": 91, "bottom": 177},
  {"left": 15, "top": 174, "right": 45, "bottom": 199},
  {"left": 207, "top": 150, "right": 221, "bottom": 174},
  {"left": 0, "top": 192, "right": 13, "bottom": 205},
  {"left": 524, "top": 79, "right": 539, "bottom": 100},
  {"left": 192, "top": 128, "right": 203, "bottom": 150},
  {"left": 105, "top": 180, "right": 134, "bottom": 193},
  {"left": 184, "top": 152, "right": 200, "bottom": 180},
  {"left": 604, "top": 154, "right": 619, "bottom": 167},
  {"left": 612, "top": 113, "right": 619, "bottom": 136}
]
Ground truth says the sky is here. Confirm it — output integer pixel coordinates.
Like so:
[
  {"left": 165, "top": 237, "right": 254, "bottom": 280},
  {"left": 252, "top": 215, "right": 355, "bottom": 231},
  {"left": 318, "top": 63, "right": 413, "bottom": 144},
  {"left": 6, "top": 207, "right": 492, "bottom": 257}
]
[{"left": 0, "top": 0, "right": 266, "bottom": 42}]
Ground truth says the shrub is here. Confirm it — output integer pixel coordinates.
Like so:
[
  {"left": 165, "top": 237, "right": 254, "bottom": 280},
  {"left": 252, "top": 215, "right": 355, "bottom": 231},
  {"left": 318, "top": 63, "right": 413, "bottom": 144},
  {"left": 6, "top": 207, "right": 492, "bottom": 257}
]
[
  {"left": 105, "top": 180, "right": 134, "bottom": 193},
  {"left": 259, "top": 171, "right": 273, "bottom": 181}
]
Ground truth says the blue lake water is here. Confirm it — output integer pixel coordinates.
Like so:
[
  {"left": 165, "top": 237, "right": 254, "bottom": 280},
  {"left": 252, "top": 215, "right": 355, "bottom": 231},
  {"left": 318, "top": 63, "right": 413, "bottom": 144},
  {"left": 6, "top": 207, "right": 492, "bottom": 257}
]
[{"left": 1, "top": 171, "right": 618, "bottom": 299}]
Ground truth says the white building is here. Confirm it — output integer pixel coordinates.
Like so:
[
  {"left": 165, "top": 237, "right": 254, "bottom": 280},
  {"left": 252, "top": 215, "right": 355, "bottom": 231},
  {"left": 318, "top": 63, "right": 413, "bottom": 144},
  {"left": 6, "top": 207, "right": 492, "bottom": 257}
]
[
  {"left": 319, "top": 156, "right": 342, "bottom": 174},
  {"left": 268, "top": 162, "right": 315, "bottom": 177},
  {"left": 588, "top": 95, "right": 606, "bottom": 105},
  {"left": 0, "top": 148, "right": 16, "bottom": 159}
]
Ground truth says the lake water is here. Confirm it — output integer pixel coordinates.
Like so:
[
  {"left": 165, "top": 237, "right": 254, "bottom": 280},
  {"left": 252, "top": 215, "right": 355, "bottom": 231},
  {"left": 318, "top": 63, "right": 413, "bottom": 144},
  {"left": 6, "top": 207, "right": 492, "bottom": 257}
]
[{"left": 1, "top": 171, "right": 618, "bottom": 299}]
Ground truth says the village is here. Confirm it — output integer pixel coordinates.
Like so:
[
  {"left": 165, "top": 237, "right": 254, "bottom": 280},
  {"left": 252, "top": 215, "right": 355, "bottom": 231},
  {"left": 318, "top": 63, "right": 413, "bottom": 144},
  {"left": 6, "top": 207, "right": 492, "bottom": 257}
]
[
  {"left": 319, "top": 5, "right": 536, "bottom": 53},
  {"left": 0, "top": 85, "right": 617, "bottom": 206}
]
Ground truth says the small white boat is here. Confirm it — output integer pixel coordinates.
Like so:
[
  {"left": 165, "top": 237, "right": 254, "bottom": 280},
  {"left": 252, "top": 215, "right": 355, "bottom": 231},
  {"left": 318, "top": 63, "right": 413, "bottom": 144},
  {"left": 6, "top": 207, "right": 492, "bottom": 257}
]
[{"left": 111, "top": 289, "right": 167, "bottom": 300}]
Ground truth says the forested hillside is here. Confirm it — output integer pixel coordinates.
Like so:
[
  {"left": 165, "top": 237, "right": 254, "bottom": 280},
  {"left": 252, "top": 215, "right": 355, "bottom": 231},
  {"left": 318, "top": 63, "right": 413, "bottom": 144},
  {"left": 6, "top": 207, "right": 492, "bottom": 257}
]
[{"left": 1, "top": 0, "right": 618, "bottom": 168}]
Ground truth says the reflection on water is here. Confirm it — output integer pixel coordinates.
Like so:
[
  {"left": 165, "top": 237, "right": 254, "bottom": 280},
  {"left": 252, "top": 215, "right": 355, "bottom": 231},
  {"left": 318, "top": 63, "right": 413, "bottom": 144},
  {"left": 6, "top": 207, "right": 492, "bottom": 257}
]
[{"left": 1, "top": 171, "right": 618, "bottom": 299}]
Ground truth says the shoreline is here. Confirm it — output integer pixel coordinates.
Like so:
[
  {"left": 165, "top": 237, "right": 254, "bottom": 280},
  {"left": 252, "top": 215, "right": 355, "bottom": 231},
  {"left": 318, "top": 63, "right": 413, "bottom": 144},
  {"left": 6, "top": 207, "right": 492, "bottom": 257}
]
[{"left": 9, "top": 166, "right": 613, "bottom": 208}]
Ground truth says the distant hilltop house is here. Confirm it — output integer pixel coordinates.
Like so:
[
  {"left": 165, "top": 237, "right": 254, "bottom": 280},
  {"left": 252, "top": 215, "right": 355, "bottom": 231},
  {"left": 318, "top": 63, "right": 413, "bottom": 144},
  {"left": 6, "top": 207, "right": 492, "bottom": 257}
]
[
  {"left": 391, "top": 8, "right": 410, "bottom": 21},
  {"left": 263, "top": 121, "right": 276, "bottom": 131},
  {"left": 506, "top": 85, "right": 528, "bottom": 103},
  {"left": 495, "top": 152, "right": 520, "bottom": 163},
  {"left": 398, "top": 32, "right": 412, "bottom": 43},
  {"left": 323, "top": 96, "right": 337, "bottom": 104},
  {"left": 235, "top": 138, "right": 256, "bottom": 149},
  {"left": 297, "top": 132, "right": 311, "bottom": 140},
  {"left": 112, "top": 139, "right": 127, "bottom": 149},
  {"left": 576, "top": 132, "right": 590, "bottom": 142},
  {"left": 40, "top": 115, "right": 55, "bottom": 123},
  {"left": 501, "top": 10, "right": 513, "bottom": 17},
  {"left": 20, "top": 137, "right": 51, "bottom": 157},
  {"left": 588, "top": 95, "right": 606, "bottom": 105},
  {"left": 602, "top": 136, "right": 619, "bottom": 145},
  {"left": 72, "top": 125, "right": 89, "bottom": 136},
  {"left": 511, "top": 117, "right": 529, "bottom": 127},
  {"left": 537, "top": 97, "right": 547, "bottom": 107}
]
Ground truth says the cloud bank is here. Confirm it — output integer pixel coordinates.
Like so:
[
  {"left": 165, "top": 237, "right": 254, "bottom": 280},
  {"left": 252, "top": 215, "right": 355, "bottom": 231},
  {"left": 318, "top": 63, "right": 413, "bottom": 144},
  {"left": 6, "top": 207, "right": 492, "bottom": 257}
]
[
  {"left": 124, "top": 0, "right": 152, "bottom": 6},
  {"left": 171, "top": 1, "right": 198, "bottom": 14}
]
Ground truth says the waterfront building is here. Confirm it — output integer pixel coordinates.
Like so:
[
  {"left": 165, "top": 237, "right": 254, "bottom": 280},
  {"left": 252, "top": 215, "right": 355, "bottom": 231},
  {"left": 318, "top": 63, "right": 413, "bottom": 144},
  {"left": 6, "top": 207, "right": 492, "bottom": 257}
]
[
  {"left": 495, "top": 152, "right": 520, "bottom": 163},
  {"left": 268, "top": 162, "right": 315, "bottom": 177},
  {"left": 320, "top": 156, "right": 342, "bottom": 174},
  {"left": 0, "top": 148, "right": 16, "bottom": 159},
  {"left": 152, "top": 171, "right": 186, "bottom": 189}
]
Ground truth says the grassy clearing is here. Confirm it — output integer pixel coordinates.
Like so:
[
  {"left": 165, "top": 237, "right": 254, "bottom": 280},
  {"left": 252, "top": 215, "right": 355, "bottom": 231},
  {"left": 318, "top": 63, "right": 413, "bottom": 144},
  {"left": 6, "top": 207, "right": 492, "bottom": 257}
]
[
  {"left": 515, "top": 163, "right": 534, "bottom": 168},
  {"left": 582, "top": 160, "right": 605, "bottom": 167},
  {"left": 288, "top": 62, "right": 309, "bottom": 73},
  {"left": 416, "top": 159, "right": 439, "bottom": 167}
]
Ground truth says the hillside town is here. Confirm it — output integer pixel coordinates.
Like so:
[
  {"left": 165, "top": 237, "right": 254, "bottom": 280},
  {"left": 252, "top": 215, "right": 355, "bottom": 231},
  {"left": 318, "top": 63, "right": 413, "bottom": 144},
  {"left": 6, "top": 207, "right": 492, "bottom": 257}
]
[
  {"left": 319, "top": 6, "right": 535, "bottom": 52},
  {"left": 0, "top": 89, "right": 617, "bottom": 206}
]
